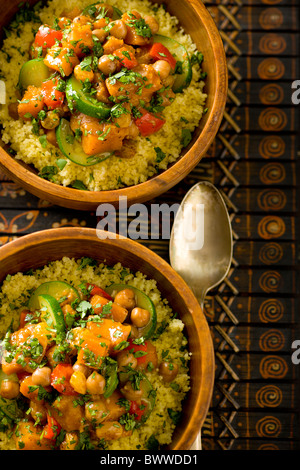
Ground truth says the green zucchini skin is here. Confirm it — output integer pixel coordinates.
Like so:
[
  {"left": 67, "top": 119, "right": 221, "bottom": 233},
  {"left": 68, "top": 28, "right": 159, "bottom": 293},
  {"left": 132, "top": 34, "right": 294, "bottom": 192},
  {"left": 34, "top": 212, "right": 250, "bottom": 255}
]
[
  {"left": 56, "top": 118, "right": 112, "bottom": 166},
  {"left": 37, "top": 294, "right": 66, "bottom": 334},
  {"left": 18, "top": 58, "right": 52, "bottom": 91},
  {"left": 65, "top": 75, "right": 111, "bottom": 120},
  {"left": 152, "top": 34, "right": 192, "bottom": 93},
  {"left": 28, "top": 280, "right": 80, "bottom": 311}
]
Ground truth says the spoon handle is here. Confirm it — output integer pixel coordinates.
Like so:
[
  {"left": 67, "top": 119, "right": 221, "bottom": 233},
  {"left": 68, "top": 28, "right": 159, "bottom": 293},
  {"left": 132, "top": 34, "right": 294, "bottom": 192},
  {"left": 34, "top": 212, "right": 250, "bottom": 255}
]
[{"left": 190, "top": 431, "right": 202, "bottom": 450}]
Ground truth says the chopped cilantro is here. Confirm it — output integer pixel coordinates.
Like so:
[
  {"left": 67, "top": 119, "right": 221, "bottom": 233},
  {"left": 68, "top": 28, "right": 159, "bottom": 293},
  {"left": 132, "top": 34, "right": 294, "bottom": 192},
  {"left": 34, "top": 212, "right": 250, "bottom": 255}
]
[{"left": 154, "top": 147, "right": 166, "bottom": 164}]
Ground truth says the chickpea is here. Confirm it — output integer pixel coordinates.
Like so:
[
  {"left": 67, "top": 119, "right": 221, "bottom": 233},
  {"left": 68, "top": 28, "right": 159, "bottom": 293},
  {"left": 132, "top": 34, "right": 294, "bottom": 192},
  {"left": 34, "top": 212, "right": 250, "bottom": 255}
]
[
  {"left": 97, "top": 55, "right": 118, "bottom": 75},
  {"left": 60, "top": 431, "right": 79, "bottom": 450},
  {"left": 121, "top": 380, "right": 143, "bottom": 402},
  {"left": 107, "top": 20, "right": 127, "bottom": 40},
  {"left": 74, "top": 64, "right": 94, "bottom": 83},
  {"left": 0, "top": 380, "right": 19, "bottom": 399},
  {"left": 30, "top": 400, "right": 47, "bottom": 424},
  {"left": 92, "top": 28, "right": 108, "bottom": 43},
  {"left": 70, "top": 370, "right": 87, "bottom": 394},
  {"left": 152, "top": 60, "right": 172, "bottom": 80},
  {"left": 117, "top": 350, "right": 137, "bottom": 371},
  {"left": 159, "top": 361, "right": 179, "bottom": 383},
  {"left": 85, "top": 400, "right": 108, "bottom": 424},
  {"left": 31, "top": 367, "right": 52, "bottom": 387},
  {"left": 41, "top": 110, "right": 61, "bottom": 130},
  {"left": 86, "top": 371, "right": 106, "bottom": 395},
  {"left": 114, "top": 289, "right": 136, "bottom": 311},
  {"left": 73, "top": 361, "right": 91, "bottom": 378},
  {"left": 96, "top": 421, "right": 124, "bottom": 441},
  {"left": 130, "top": 307, "right": 150, "bottom": 328},
  {"left": 144, "top": 15, "right": 159, "bottom": 34}
]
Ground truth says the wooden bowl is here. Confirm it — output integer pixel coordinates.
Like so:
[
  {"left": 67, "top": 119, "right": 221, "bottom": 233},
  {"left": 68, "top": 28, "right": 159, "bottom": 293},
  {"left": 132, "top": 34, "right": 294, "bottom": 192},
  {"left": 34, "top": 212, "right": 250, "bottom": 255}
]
[
  {"left": 0, "top": 227, "right": 214, "bottom": 450},
  {"left": 0, "top": 0, "right": 227, "bottom": 211}
]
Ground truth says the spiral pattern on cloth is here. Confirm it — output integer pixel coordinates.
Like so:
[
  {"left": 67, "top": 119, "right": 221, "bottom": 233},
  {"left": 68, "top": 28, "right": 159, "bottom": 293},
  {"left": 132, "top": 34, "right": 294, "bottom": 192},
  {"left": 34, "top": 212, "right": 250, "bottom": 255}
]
[
  {"left": 257, "top": 58, "right": 285, "bottom": 80},
  {"left": 259, "top": 34, "right": 287, "bottom": 55},
  {"left": 259, "top": 8, "right": 284, "bottom": 30},
  {"left": 259, "top": 355, "right": 288, "bottom": 379},
  {"left": 258, "top": 299, "right": 284, "bottom": 323},
  {"left": 258, "top": 108, "right": 288, "bottom": 131},
  {"left": 259, "top": 83, "right": 284, "bottom": 105},
  {"left": 258, "top": 135, "right": 285, "bottom": 159},
  {"left": 257, "top": 216, "right": 286, "bottom": 239},
  {"left": 256, "top": 384, "right": 283, "bottom": 408},
  {"left": 257, "top": 189, "right": 287, "bottom": 211},
  {"left": 259, "top": 242, "right": 283, "bottom": 265},
  {"left": 259, "top": 162, "right": 286, "bottom": 185},
  {"left": 259, "top": 271, "right": 281, "bottom": 293},
  {"left": 256, "top": 416, "right": 282, "bottom": 438},
  {"left": 259, "top": 329, "right": 285, "bottom": 352}
]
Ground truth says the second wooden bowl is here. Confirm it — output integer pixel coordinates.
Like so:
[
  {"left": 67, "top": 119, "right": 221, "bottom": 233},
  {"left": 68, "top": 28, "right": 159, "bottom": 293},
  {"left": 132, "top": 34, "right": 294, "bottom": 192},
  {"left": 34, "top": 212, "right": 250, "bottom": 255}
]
[{"left": 0, "top": 227, "right": 214, "bottom": 450}]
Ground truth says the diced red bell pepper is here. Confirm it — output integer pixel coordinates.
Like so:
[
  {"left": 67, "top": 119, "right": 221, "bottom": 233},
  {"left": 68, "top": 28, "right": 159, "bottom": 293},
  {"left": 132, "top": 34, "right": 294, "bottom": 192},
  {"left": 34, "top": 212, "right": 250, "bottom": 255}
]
[
  {"left": 41, "top": 78, "right": 65, "bottom": 110},
  {"left": 124, "top": 338, "right": 148, "bottom": 366},
  {"left": 135, "top": 111, "right": 165, "bottom": 137},
  {"left": 34, "top": 25, "right": 63, "bottom": 49},
  {"left": 87, "top": 283, "right": 113, "bottom": 301},
  {"left": 129, "top": 400, "right": 147, "bottom": 421},
  {"left": 44, "top": 414, "right": 62, "bottom": 441},
  {"left": 113, "top": 47, "right": 138, "bottom": 70},
  {"left": 149, "top": 42, "right": 177, "bottom": 70},
  {"left": 50, "top": 363, "right": 78, "bottom": 396}
]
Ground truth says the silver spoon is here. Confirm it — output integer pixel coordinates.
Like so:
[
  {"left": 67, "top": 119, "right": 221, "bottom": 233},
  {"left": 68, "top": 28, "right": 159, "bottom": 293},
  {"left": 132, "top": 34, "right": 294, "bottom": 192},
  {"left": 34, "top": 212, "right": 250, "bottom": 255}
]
[{"left": 169, "top": 181, "right": 233, "bottom": 449}]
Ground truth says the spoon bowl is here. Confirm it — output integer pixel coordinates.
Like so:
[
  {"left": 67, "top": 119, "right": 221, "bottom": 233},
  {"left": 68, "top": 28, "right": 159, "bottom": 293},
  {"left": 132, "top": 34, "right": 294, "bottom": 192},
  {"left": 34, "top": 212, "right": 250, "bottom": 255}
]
[{"left": 170, "top": 181, "right": 233, "bottom": 308}]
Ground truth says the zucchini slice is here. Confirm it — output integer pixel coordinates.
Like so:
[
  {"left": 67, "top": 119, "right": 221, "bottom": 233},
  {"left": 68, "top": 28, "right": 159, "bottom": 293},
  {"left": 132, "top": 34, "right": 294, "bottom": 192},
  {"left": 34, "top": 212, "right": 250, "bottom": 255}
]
[
  {"left": 18, "top": 58, "right": 52, "bottom": 91},
  {"left": 37, "top": 294, "right": 66, "bottom": 334},
  {"left": 152, "top": 34, "right": 192, "bottom": 93},
  {"left": 66, "top": 75, "right": 111, "bottom": 120},
  {"left": 56, "top": 118, "right": 112, "bottom": 166},
  {"left": 28, "top": 280, "right": 80, "bottom": 311},
  {"left": 106, "top": 284, "right": 157, "bottom": 340}
]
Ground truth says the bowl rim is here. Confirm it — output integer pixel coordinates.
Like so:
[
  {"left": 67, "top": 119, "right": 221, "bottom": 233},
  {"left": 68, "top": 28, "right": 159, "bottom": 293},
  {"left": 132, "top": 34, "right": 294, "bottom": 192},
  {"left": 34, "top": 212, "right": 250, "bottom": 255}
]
[
  {"left": 0, "top": 227, "right": 215, "bottom": 450},
  {"left": 0, "top": 0, "right": 227, "bottom": 210}
]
